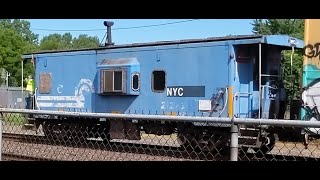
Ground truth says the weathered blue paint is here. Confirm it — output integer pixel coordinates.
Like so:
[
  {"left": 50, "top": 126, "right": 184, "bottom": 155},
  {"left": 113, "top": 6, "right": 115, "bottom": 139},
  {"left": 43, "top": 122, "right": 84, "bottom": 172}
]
[
  {"left": 262, "top": 35, "right": 304, "bottom": 49},
  {"left": 34, "top": 51, "right": 97, "bottom": 112},
  {"left": 95, "top": 43, "right": 229, "bottom": 116},
  {"left": 25, "top": 35, "right": 303, "bottom": 119}
]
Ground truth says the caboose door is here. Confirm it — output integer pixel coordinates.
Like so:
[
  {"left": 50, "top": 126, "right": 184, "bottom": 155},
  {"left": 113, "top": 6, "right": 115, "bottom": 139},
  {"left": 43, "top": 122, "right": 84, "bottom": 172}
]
[{"left": 234, "top": 45, "right": 254, "bottom": 118}]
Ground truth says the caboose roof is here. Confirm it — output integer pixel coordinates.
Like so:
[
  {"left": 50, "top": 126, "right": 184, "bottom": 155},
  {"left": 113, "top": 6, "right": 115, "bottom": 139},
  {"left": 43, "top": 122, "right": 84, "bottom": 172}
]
[{"left": 22, "top": 34, "right": 304, "bottom": 59}]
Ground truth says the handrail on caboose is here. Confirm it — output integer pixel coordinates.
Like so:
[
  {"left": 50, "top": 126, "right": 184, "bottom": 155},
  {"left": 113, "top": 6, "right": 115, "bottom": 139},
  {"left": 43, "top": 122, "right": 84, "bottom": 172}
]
[{"left": 233, "top": 92, "right": 252, "bottom": 118}]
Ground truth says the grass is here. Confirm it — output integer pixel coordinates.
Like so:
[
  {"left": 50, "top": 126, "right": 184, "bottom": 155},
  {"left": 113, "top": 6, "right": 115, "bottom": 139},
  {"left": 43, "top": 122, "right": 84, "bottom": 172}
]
[{"left": 1, "top": 113, "right": 26, "bottom": 126}]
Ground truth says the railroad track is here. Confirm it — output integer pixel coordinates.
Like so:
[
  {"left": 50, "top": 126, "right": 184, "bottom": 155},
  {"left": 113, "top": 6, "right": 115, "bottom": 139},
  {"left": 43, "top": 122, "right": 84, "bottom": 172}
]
[
  {"left": 2, "top": 133, "right": 50, "bottom": 145},
  {"left": 1, "top": 133, "right": 218, "bottom": 161},
  {"left": 2, "top": 133, "right": 45, "bottom": 141},
  {"left": 2, "top": 132, "right": 182, "bottom": 151},
  {"left": 2, "top": 133, "right": 320, "bottom": 161}
]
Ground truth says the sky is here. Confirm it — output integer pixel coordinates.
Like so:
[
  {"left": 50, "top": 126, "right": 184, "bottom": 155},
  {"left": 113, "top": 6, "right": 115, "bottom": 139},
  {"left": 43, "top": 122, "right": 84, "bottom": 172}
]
[{"left": 27, "top": 19, "right": 255, "bottom": 45}]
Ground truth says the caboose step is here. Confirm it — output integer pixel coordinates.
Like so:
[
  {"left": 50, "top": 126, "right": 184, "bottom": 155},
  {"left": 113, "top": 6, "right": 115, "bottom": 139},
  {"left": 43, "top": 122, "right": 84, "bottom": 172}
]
[
  {"left": 23, "top": 123, "right": 35, "bottom": 130},
  {"left": 23, "top": 117, "right": 36, "bottom": 130},
  {"left": 24, "top": 123, "right": 35, "bottom": 127},
  {"left": 26, "top": 118, "right": 36, "bottom": 124},
  {"left": 238, "top": 136, "right": 257, "bottom": 139},
  {"left": 238, "top": 136, "right": 258, "bottom": 145},
  {"left": 239, "top": 127, "right": 260, "bottom": 137},
  {"left": 239, "top": 127, "right": 259, "bottom": 131},
  {"left": 26, "top": 117, "right": 35, "bottom": 122}
]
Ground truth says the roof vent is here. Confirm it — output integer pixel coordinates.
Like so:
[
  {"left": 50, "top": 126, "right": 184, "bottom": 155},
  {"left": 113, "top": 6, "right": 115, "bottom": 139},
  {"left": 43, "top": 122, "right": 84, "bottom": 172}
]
[{"left": 104, "top": 21, "right": 115, "bottom": 46}]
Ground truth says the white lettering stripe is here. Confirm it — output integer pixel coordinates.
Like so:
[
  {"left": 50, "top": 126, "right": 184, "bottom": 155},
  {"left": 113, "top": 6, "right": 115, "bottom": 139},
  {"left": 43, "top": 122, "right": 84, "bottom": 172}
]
[
  {"left": 37, "top": 96, "right": 84, "bottom": 101},
  {"left": 37, "top": 102, "right": 84, "bottom": 108}
]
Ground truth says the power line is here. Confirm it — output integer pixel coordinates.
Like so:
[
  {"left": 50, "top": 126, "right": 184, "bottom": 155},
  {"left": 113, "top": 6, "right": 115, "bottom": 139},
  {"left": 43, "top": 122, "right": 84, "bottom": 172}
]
[
  {"left": 100, "top": 32, "right": 107, "bottom": 45},
  {"left": 30, "top": 19, "right": 200, "bottom": 32},
  {"left": 113, "top": 19, "right": 199, "bottom": 30}
]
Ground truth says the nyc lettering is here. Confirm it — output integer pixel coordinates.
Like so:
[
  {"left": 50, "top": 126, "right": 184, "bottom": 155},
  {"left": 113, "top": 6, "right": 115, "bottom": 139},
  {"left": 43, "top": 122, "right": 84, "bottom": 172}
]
[{"left": 167, "top": 87, "right": 184, "bottom": 97}]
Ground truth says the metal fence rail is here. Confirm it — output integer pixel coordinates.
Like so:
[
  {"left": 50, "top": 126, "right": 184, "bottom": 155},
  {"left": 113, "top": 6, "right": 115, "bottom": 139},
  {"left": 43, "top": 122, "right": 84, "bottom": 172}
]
[{"left": 1, "top": 108, "right": 320, "bottom": 161}]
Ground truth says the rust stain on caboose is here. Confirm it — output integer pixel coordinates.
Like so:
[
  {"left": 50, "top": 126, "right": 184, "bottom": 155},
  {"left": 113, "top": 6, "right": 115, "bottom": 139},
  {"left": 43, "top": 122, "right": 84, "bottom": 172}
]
[{"left": 39, "top": 73, "right": 52, "bottom": 94}]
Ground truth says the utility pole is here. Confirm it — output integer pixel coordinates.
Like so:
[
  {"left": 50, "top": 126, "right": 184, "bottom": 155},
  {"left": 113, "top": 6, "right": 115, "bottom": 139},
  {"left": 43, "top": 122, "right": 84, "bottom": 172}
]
[{"left": 6, "top": 71, "right": 10, "bottom": 87}]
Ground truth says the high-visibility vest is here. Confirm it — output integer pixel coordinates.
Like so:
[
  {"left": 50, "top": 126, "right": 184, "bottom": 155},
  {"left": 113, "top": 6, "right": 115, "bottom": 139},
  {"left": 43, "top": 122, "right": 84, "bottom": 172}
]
[{"left": 26, "top": 79, "right": 35, "bottom": 92}]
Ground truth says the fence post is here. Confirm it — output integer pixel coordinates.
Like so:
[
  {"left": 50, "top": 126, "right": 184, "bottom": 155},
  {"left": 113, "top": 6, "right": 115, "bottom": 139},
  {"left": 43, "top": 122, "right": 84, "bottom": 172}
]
[{"left": 230, "top": 122, "right": 238, "bottom": 161}]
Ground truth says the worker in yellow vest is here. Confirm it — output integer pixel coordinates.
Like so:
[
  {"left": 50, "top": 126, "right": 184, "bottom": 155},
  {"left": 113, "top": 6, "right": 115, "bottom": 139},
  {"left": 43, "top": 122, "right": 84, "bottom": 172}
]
[
  {"left": 26, "top": 75, "right": 35, "bottom": 95},
  {"left": 25, "top": 75, "right": 35, "bottom": 109}
]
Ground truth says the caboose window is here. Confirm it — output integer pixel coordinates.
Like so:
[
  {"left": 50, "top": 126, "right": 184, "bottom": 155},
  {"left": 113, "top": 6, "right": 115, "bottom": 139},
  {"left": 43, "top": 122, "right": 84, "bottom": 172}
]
[
  {"left": 152, "top": 70, "right": 165, "bottom": 92},
  {"left": 114, "top": 71, "right": 123, "bottom": 91},
  {"left": 132, "top": 73, "right": 140, "bottom": 91},
  {"left": 101, "top": 69, "right": 126, "bottom": 93}
]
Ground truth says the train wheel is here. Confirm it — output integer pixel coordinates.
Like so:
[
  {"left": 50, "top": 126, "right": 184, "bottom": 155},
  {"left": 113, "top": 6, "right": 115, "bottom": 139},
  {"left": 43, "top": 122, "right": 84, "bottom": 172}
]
[{"left": 253, "top": 133, "right": 278, "bottom": 157}]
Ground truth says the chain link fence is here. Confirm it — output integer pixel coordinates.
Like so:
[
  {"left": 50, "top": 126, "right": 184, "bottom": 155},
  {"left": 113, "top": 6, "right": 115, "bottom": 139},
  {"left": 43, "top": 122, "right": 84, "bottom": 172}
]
[{"left": 1, "top": 108, "right": 320, "bottom": 161}]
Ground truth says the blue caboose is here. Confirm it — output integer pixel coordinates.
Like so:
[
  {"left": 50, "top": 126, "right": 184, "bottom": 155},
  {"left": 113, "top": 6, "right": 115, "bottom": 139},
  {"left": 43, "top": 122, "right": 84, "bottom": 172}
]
[{"left": 22, "top": 34, "right": 303, "bottom": 152}]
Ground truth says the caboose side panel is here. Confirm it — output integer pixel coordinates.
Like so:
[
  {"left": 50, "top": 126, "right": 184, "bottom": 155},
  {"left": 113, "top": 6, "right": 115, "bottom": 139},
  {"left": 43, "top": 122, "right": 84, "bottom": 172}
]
[
  {"left": 95, "top": 41, "right": 230, "bottom": 117},
  {"left": 20, "top": 34, "right": 306, "bottom": 154},
  {"left": 35, "top": 51, "right": 97, "bottom": 112}
]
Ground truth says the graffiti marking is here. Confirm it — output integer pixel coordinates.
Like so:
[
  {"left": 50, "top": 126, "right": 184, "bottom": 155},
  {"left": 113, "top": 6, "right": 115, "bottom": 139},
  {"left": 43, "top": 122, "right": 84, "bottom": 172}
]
[
  {"left": 303, "top": 43, "right": 320, "bottom": 59},
  {"left": 37, "top": 78, "right": 94, "bottom": 108}
]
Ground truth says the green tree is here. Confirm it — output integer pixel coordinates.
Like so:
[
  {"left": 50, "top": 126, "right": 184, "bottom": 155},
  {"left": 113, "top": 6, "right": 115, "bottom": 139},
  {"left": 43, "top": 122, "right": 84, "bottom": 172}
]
[
  {"left": 0, "top": 19, "right": 39, "bottom": 45},
  {"left": 0, "top": 27, "right": 34, "bottom": 87},
  {"left": 252, "top": 19, "right": 304, "bottom": 39},
  {"left": 0, "top": 19, "right": 38, "bottom": 87},
  {"left": 251, "top": 19, "right": 304, "bottom": 100},
  {"left": 72, "top": 34, "right": 99, "bottom": 49},
  {"left": 39, "top": 33, "right": 99, "bottom": 51},
  {"left": 39, "top": 33, "right": 71, "bottom": 50}
]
